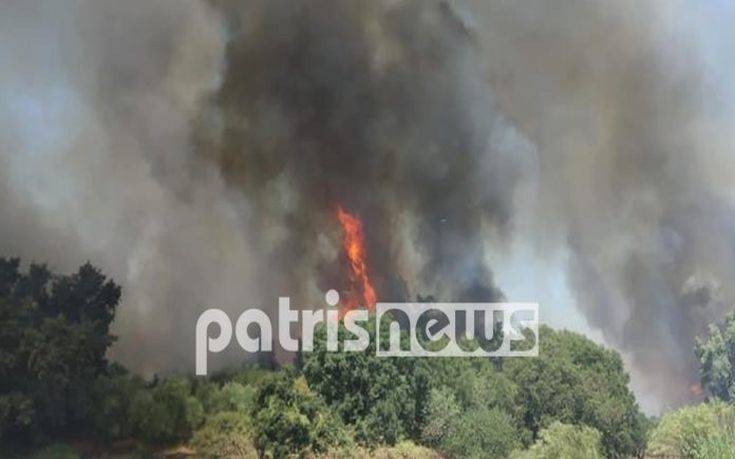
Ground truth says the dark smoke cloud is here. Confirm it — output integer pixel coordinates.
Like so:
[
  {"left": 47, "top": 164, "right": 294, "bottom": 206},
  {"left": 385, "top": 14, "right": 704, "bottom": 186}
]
[
  {"left": 0, "top": 0, "right": 258, "bottom": 374},
  {"left": 195, "top": 0, "right": 526, "bottom": 306},
  {"left": 0, "top": 0, "right": 526, "bottom": 374},
  {"left": 463, "top": 0, "right": 735, "bottom": 409},
  {"left": 1, "top": 0, "right": 734, "bottom": 411}
]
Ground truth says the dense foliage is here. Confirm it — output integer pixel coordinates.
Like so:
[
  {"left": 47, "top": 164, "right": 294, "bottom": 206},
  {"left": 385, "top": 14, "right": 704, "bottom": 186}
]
[
  {"left": 503, "top": 327, "right": 647, "bottom": 457},
  {"left": 252, "top": 370, "right": 351, "bottom": 457},
  {"left": 0, "top": 257, "right": 120, "bottom": 444},
  {"left": 190, "top": 411, "right": 257, "bottom": 458},
  {"left": 301, "top": 317, "right": 428, "bottom": 444},
  {"left": 301, "top": 320, "right": 643, "bottom": 458},
  {"left": 15, "top": 256, "right": 735, "bottom": 459},
  {"left": 696, "top": 311, "right": 735, "bottom": 402},
  {"left": 510, "top": 422, "right": 604, "bottom": 459},
  {"left": 647, "top": 401, "right": 735, "bottom": 458}
]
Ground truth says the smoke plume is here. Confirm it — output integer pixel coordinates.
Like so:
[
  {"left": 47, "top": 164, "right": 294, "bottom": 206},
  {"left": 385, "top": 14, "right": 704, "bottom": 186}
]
[
  {"left": 1, "top": 0, "right": 734, "bottom": 410},
  {"left": 464, "top": 0, "right": 735, "bottom": 409},
  {"left": 194, "top": 0, "right": 526, "bottom": 306}
]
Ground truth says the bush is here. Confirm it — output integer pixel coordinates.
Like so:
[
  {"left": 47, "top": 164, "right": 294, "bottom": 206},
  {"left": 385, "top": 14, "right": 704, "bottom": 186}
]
[
  {"left": 511, "top": 422, "right": 603, "bottom": 459},
  {"left": 207, "top": 382, "right": 256, "bottom": 414},
  {"left": 190, "top": 411, "right": 257, "bottom": 458},
  {"left": 647, "top": 401, "right": 735, "bottom": 458},
  {"left": 130, "top": 376, "right": 204, "bottom": 445},
  {"left": 316, "top": 441, "right": 441, "bottom": 458},
  {"left": 439, "top": 407, "right": 520, "bottom": 459},
  {"left": 253, "top": 371, "right": 352, "bottom": 457},
  {"left": 694, "top": 434, "right": 735, "bottom": 459},
  {"left": 88, "top": 364, "right": 145, "bottom": 443}
]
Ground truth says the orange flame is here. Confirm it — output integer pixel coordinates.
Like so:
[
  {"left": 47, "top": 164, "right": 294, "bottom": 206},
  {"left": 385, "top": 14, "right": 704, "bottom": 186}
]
[
  {"left": 689, "top": 383, "right": 704, "bottom": 397},
  {"left": 336, "top": 205, "right": 376, "bottom": 311}
]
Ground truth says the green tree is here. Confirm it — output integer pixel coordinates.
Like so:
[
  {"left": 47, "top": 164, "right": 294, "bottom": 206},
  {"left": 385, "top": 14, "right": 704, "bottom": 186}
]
[
  {"left": 253, "top": 371, "right": 351, "bottom": 457},
  {"left": 301, "top": 317, "right": 427, "bottom": 444},
  {"left": 421, "top": 387, "right": 461, "bottom": 447},
  {"left": 0, "top": 258, "right": 121, "bottom": 443},
  {"left": 426, "top": 356, "right": 528, "bottom": 441},
  {"left": 440, "top": 407, "right": 521, "bottom": 459},
  {"left": 696, "top": 312, "right": 735, "bottom": 402},
  {"left": 647, "top": 401, "right": 735, "bottom": 458},
  {"left": 130, "top": 376, "right": 204, "bottom": 445},
  {"left": 503, "top": 326, "right": 646, "bottom": 458},
  {"left": 88, "top": 363, "right": 145, "bottom": 443}
]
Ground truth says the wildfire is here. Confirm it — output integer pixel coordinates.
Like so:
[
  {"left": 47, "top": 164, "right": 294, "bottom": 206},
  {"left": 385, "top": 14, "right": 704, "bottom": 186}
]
[{"left": 336, "top": 205, "right": 377, "bottom": 311}]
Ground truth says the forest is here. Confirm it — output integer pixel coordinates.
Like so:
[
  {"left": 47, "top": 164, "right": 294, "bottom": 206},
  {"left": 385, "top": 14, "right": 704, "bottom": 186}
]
[{"left": 2, "top": 258, "right": 734, "bottom": 458}]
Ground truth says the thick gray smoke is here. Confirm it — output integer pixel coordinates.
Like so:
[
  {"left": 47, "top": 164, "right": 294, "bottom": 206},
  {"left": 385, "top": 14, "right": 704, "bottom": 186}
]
[
  {"left": 463, "top": 0, "right": 735, "bottom": 409},
  {"left": 1, "top": 0, "right": 733, "bottom": 410},
  {"left": 0, "top": 0, "right": 251, "bottom": 373},
  {"left": 194, "top": 0, "right": 526, "bottom": 306}
]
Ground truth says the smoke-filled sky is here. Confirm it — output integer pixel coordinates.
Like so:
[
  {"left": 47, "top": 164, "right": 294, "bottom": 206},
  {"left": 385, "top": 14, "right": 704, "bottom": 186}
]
[{"left": 2, "top": 0, "right": 734, "bottom": 413}]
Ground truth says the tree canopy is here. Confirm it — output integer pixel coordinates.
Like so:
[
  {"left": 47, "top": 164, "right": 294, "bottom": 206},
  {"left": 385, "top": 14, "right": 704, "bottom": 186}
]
[
  {"left": 503, "top": 326, "right": 647, "bottom": 457},
  {"left": 0, "top": 258, "right": 120, "bottom": 443},
  {"left": 0, "top": 257, "right": 653, "bottom": 459},
  {"left": 696, "top": 311, "right": 735, "bottom": 402}
]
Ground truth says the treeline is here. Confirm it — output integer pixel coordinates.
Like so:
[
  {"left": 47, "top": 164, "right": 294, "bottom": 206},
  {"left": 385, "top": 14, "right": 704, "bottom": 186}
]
[{"left": 1, "top": 258, "right": 732, "bottom": 458}]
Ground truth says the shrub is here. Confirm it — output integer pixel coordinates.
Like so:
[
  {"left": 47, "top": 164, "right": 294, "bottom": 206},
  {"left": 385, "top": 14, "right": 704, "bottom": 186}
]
[
  {"left": 439, "top": 407, "right": 521, "bottom": 459},
  {"left": 253, "top": 371, "right": 352, "bottom": 457},
  {"left": 190, "top": 411, "right": 257, "bottom": 458},
  {"left": 647, "top": 401, "right": 735, "bottom": 458},
  {"left": 130, "top": 376, "right": 204, "bottom": 445},
  {"left": 88, "top": 364, "right": 145, "bottom": 443},
  {"left": 314, "top": 441, "right": 441, "bottom": 458},
  {"left": 207, "top": 382, "right": 256, "bottom": 414},
  {"left": 511, "top": 422, "right": 603, "bottom": 459}
]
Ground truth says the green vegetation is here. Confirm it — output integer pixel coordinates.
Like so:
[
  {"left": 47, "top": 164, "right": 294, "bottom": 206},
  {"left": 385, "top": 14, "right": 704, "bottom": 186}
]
[
  {"left": 0, "top": 257, "right": 120, "bottom": 445},
  {"left": 190, "top": 411, "right": 257, "bottom": 458},
  {"left": 4, "top": 256, "right": 735, "bottom": 458},
  {"left": 129, "top": 376, "right": 205, "bottom": 445},
  {"left": 252, "top": 371, "right": 351, "bottom": 457},
  {"left": 510, "top": 422, "right": 604, "bottom": 459},
  {"left": 503, "top": 327, "right": 646, "bottom": 457},
  {"left": 696, "top": 311, "right": 735, "bottom": 402},
  {"left": 647, "top": 401, "right": 735, "bottom": 458}
]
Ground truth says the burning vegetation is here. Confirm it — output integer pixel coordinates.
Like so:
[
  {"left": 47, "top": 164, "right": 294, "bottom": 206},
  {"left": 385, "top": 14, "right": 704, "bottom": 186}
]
[{"left": 336, "top": 205, "right": 377, "bottom": 312}]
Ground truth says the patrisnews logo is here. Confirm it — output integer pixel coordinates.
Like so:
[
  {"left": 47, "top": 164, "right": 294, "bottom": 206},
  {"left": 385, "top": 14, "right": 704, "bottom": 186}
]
[
  {"left": 375, "top": 302, "right": 538, "bottom": 357},
  {"left": 196, "top": 296, "right": 538, "bottom": 375}
]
